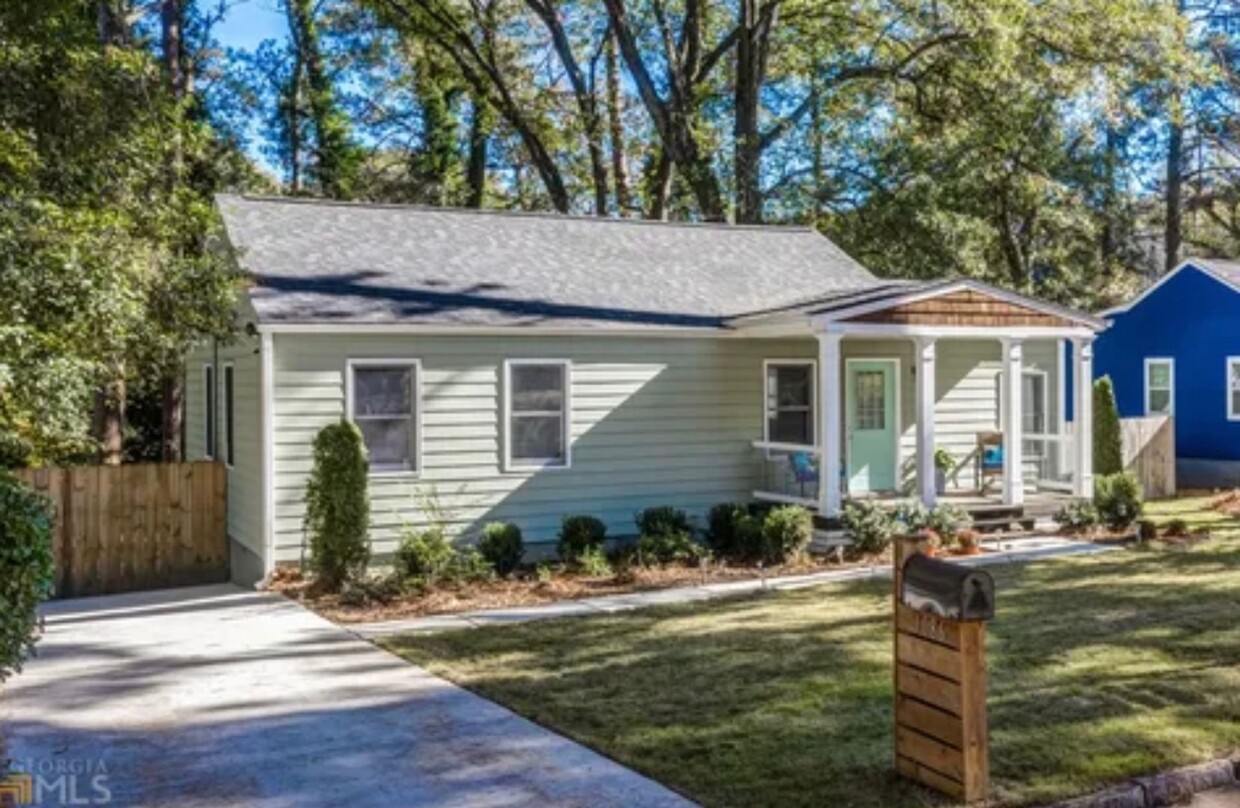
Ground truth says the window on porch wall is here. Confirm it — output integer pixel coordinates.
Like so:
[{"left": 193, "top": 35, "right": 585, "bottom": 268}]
[{"left": 765, "top": 363, "right": 815, "bottom": 445}]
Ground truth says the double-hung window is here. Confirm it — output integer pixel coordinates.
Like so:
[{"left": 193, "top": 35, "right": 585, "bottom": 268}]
[
  {"left": 1144, "top": 357, "right": 1174, "bottom": 416},
  {"left": 505, "top": 360, "right": 571, "bottom": 470},
  {"left": 1228, "top": 358, "right": 1240, "bottom": 421},
  {"left": 347, "top": 360, "right": 420, "bottom": 474},
  {"left": 764, "top": 360, "right": 816, "bottom": 446},
  {"left": 203, "top": 364, "right": 216, "bottom": 459}
]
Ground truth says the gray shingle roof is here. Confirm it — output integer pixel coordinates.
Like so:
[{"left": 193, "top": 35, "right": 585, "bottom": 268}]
[
  {"left": 1191, "top": 257, "right": 1240, "bottom": 289},
  {"left": 217, "top": 195, "right": 883, "bottom": 329}
]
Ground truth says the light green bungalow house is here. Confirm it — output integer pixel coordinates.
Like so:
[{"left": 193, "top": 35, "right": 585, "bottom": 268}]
[{"left": 190, "top": 195, "right": 1105, "bottom": 584}]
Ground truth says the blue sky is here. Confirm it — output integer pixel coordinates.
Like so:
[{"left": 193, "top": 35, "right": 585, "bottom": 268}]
[{"left": 215, "top": 0, "right": 288, "bottom": 51}]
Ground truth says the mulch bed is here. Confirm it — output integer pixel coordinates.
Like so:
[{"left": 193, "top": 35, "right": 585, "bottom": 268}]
[{"left": 272, "top": 557, "right": 867, "bottom": 624}]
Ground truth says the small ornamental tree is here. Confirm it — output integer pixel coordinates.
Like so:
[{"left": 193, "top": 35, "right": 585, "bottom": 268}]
[
  {"left": 0, "top": 471, "right": 56, "bottom": 681},
  {"left": 1094, "top": 376, "right": 1123, "bottom": 476},
  {"left": 303, "top": 420, "right": 370, "bottom": 592}
]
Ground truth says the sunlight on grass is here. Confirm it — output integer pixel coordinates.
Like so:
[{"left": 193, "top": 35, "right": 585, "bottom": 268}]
[{"left": 382, "top": 502, "right": 1240, "bottom": 807}]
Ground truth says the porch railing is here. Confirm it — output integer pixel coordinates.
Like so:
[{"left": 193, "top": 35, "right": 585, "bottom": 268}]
[
  {"left": 752, "top": 441, "right": 821, "bottom": 507},
  {"left": 1022, "top": 432, "right": 1074, "bottom": 492}
]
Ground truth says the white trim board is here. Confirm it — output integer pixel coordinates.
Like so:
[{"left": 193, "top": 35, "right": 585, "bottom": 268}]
[
  {"left": 818, "top": 323, "right": 1096, "bottom": 340},
  {"left": 1227, "top": 356, "right": 1240, "bottom": 422},
  {"left": 1102, "top": 259, "right": 1240, "bottom": 317}
]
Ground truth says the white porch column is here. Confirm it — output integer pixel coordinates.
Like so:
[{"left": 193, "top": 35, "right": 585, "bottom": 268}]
[
  {"left": 915, "top": 337, "right": 938, "bottom": 507},
  {"left": 1073, "top": 337, "right": 1095, "bottom": 498},
  {"left": 818, "top": 331, "right": 844, "bottom": 517},
  {"left": 1002, "top": 338, "right": 1025, "bottom": 506}
]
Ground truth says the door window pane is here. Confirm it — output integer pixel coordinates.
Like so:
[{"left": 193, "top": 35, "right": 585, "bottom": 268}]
[
  {"left": 1022, "top": 373, "right": 1047, "bottom": 434},
  {"left": 351, "top": 364, "right": 417, "bottom": 472},
  {"left": 854, "top": 370, "right": 886, "bottom": 430},
  {"left": 765, "top": 363, "right": 814, "bottom": 445}
]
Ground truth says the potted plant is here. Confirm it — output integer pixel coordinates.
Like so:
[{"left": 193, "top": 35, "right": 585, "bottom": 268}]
[
  {"left": 933, "top": 448, "right": 954, "bottom": 496},
  {"left": 957, "top": 529, "right": 982, "bottom": 556},
  {"left": 916, "top": 529, "right": 942, "bottom": 557}
]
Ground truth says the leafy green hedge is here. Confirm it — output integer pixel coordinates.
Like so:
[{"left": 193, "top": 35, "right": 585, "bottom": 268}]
[
  {"left": 1094, "top": 376, "right": 1123, "bottom": 476},
  {"left": 1, "top": 470, "right": 55, "bottom": 681}
]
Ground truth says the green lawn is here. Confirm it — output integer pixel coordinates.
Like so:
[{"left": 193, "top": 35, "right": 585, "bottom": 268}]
[{"left": 382, "top": 497, "right": 1240, "bottom": 807}]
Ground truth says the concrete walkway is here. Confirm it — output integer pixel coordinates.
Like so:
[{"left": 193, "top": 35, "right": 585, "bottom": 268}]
[
  {"left": 353, "top": 535, "right": 1115, "bottom": 638},
  {"left": 1, "top": 585, "right": 693, "bottom": 808}
]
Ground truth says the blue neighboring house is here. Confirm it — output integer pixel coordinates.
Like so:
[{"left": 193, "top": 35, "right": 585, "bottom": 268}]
[{"left": 1093, "top": 258, "right": 1240, "bottom": 487}]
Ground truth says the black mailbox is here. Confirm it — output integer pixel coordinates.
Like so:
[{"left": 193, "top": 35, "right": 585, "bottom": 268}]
[{"left": 901, "top": 554, "right": 995, "bottom": 621}]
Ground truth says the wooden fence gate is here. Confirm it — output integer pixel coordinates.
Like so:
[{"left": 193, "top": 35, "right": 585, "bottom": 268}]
[
  {"left": 1120, "top": 415, "right": 1176, "bottom": 499},
  {"left": 15, "top": 461, "right": 229, "bottom": 598}
]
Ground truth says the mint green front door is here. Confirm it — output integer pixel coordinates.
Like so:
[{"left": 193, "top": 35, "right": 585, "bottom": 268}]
[{"left": 846, "top": 360, "right": 898, "bottom": 493}]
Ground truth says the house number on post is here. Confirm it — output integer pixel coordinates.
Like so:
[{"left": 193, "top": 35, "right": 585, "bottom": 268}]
[{"left": 892, "top": 537, "right": 995, "bottom": 804}]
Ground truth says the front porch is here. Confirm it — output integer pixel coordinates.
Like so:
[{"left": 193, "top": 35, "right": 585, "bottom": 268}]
[{"left": 737, "top": 280, "right": 1104, "bottom": 521}]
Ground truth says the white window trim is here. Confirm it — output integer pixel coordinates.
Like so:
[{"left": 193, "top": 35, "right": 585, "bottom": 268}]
[
  {"left": 345, "top": 358, "right": 423, "bottom": 478},
  {"left": 502, "top": 358, "right": 573, "bottom": 473},
  {"left": 203, "top": 363, "right": 215, "bottom": 460},
  {"left": 221, "top": 362, "right": 235, "bottom": 468},
  {"left": 762, "top": 358, "right": 818, "bottom": 447},
  {"left": 1144, "top": 357, "right": 1175, "bottom": 416},
  {"left": 1227, "top": 356, "right": 1240, "bottom": 422}
]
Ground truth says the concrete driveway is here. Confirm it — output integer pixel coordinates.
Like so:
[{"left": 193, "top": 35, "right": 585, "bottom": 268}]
[{"left": 1, "top": 585, "right": 692, "bottom": 808}]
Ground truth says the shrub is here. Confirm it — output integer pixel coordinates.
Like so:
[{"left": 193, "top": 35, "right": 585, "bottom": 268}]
[
  {"left": 477, "top": 522, "right": 524, "bottom": 576},
  {"left": 576, "top": 545, "right": 612, "bottom": 576},
  {"left": 635, "top": 506, "right": 691, "bottom": 538},
  {"left": 303, "top": 420, "right": 370, "bottom": 592},
  {"left": 891, "top": 501, "right": 930, "bottom": 534},
  {"left": 933, "top": 448, "right": 955, "bottom": 473},
  {"left": 706, "top": 502, "right": 750, "bottom": 557},
  {"left": 1164, "top": 518, "right": 1189, "bottom": 537},
  {"left": 0, "top": 471, "right": 55, "bottom": 681},
  {"left": 841, "top": 501, "right": 898, "bottom": 555},
  {"left": 761, "top": 506, "right": 813, "bottom": 563},
  {"left": 1054, "top": 500, "right": 1100, "bottom": 532},
  {"left": 338, "top": 572, "right": 404, "bottom": 607},
  {"left": 924, "top": 504, "right": 973, "bottom": 544},
  {"left": 1093, "top": 377, "right": 1123, "bottom": 476},
  {"left": 447, "top": 548, "right": 496, "bottom": 583},
  {"left": 1137, "top": 519, "right": 1158, "bottom": 543},
  {"left": 395, "top": 527, "right": 456, "bottom": 580},
  {"left": 557, "top": 515, "right": 607, "bottom": 562},
  {"left": 1094, "top": 472, "right": 1143, "bottom": 529},
  {"left": 637, "top": 531, "right": 702, "bottom": 565}
]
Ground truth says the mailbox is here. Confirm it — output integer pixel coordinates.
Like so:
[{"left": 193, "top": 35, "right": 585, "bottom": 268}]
[{"left": 900, "top": 554, "right": 995, "bottom": 621}]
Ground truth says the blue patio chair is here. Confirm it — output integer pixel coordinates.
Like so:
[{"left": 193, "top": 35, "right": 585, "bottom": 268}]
[
  {"left": 977, "top": 431, "right": 1004, "bottom": 493},
  {"left": 790, "top": 451, "right": 820, "bottom": 498}
]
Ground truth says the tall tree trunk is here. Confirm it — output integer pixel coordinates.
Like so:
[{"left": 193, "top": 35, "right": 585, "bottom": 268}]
[
  {"left": 466, "top": 99, "right": 492, "bottom": 208},
  {"left": 605, "top": 27, "right": 631, "bottom": 215},
  {"left": 734, "top": 0, "right": 761, "bottom": 223},
  {"left": 647, "top": 148, "right": 673, "bottom": 220},
  {"left": 1165, "top": 111, "right": 1184, "bottom": 273},
  {"left": 287, "top": 0, "right": 354, "bottom": 198},
  {"left": 161, "top": 371, "right": 184, "bottom": 462},
  {"left": 94, "top": 373, "right": 125, "bottom": 466},
  {"left": 525, "top": 0, "right": 608, "bottom": 214},
  {"left": 160, "top": 0, "right": 186, "bottom": 462},
  {"left": 97, "top": 0, "right": 131, "bottom": 46},
  {"left": 602, "top": 0, "right": 726, "bottom": 221}
]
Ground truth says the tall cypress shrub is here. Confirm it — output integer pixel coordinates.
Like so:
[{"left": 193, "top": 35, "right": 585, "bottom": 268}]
[
  {"left": 303, "top": 420, "right": 370, "bottom": 591},
  {"left": 1093, "top": 376, "right": 1123, "bottom": 476}
]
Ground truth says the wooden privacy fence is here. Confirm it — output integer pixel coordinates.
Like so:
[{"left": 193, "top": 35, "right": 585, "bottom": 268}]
[
  {"left": 14, "top": 461, "right": 228, "bottom": 598},
  {"left": 1120, "top": 416, "right": 1176, "bottom": 499}
]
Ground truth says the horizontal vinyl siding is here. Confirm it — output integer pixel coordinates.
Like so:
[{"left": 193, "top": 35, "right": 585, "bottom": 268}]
[
  {"left": 184, "top": 331, "right": 265, "bottom": 561},
  {"left": 271, "top": 334, "right": 815, "bottom": 562}
]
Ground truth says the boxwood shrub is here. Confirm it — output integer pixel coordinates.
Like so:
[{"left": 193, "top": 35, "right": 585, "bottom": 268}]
[
  {"left": 557, "top": 515, "right": 607, "bottom": 563},
  {"left": 477, "top": 522, "right": 524, "bottom": 576}
]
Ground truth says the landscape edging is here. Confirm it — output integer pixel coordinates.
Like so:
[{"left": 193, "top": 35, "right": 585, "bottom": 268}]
[{"left": 1044, "top": 757, "right": 1240, "bottom": 808}]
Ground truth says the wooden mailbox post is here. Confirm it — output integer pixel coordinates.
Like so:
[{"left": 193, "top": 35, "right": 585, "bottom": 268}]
[{"left": 893, "top": 536, "right": 991, "bottom": 803}]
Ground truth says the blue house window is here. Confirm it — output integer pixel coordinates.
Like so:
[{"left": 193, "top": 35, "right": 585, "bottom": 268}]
[{"left": 1144, "top": 358, "right": 1174, "bottom": 416}]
